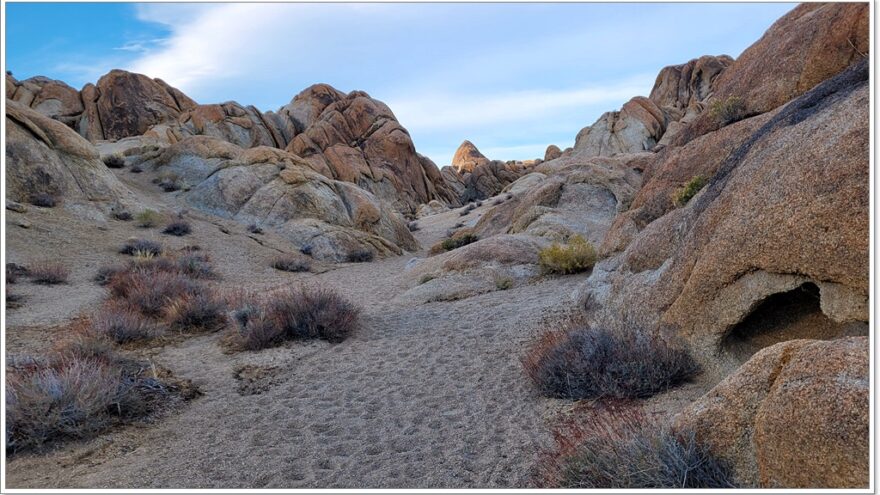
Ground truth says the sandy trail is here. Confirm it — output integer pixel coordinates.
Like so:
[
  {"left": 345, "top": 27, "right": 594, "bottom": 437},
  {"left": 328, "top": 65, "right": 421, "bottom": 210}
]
[{"left": 6, "top": 182, "right": 600, "bottom": 487}]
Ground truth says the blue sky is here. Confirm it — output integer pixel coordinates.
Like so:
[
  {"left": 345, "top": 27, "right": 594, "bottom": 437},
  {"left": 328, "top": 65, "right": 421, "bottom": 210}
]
[{"left": 5, "top": 3, "right": 796, "bottom": 165}]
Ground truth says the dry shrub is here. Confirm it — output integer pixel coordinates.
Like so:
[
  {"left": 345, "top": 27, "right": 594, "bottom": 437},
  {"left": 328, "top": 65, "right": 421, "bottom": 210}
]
[
  {"left": 92, "top": 304, "right": 162, "bottom": 343},
  {"left": 672, "top": 176, "right": 707, "bottom": 207},
  {"left": 6, "top": 329, "right": 182, "bottom": 454},
  {"left": 430, "top": 230, "right": 479, "bottom": 254},
  {"left": 135, "top": 209, "right": 164, "bottom": 228},
  {"left": 709, "top": 96, "right": 747, "bottom": 125},
  {"left": 108, "top": 270, "right": 201, "bottom": 318},
  {"left": 163, "top": 292, "right": 227, "bottom": 333},
  {"left": 271, "top": 255, "right": 311, "bottom": 273},
  {"left": 232, "top": 287, "right": 360, "bottom": 350},
  {"left": 537, "top": 404, "right": 737, "bottom": 488},
  {"left": 538, "top": 235, "right": 597, "bottom": 274},
  {"left": 162, "top": 221, "right": 192, "bottom": 236},
  {"left": 29, "top": 262, "right": 70, "bottom": 285},
  {"left": 522, "top": 322, "right": 698, "bottom": 400},
  {"left": 176, "top": 253, "right": 217, "bottom": 279},
  {"left": 119, "top": 238, "right": 163, "bottom": 257},
  {"left": 346, "top": 249, "right": 375, "bottom": 263}
]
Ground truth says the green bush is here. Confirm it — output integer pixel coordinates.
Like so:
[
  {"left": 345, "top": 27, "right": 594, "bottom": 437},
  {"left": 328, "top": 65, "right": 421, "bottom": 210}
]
[
  {"left": 709, "top": 96, "right": 746, "bottom": 124},
  {"left": 538, "top": 235, "right": 597, "bottom": 274},
  {"left": 672, "top": 176, "right": 706, "bottom": 207}
]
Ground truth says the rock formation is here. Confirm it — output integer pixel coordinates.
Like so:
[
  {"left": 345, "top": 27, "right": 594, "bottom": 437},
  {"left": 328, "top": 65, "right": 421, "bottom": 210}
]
[
  {"left": 674, "top": 337, "right": 868, "bottom": 488},
  {"left": 285, "top": 85, "right": 458, "bottom": 214},
  {"left": 5, "top": 99, "right": 136, "bottom": 213},
  {"left": 126, "top": 135, "right": 418, "bottom": 262},
  {"left": 583, "top": 59, "right": 869, "bottom": 378},
  {"left": 450, "top": 140, "right": 490, "bottom": 173}
]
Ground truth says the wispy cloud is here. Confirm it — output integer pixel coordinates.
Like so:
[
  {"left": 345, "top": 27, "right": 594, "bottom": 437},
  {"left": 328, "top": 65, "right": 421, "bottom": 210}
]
[{"left": 387, "top": 75, "right": 654, "bottom": 133}]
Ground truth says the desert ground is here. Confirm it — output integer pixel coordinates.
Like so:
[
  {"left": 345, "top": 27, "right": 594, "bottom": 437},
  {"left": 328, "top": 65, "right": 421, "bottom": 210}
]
[{"left": 4, "top": 2, "right": 870, "bottom": 489}]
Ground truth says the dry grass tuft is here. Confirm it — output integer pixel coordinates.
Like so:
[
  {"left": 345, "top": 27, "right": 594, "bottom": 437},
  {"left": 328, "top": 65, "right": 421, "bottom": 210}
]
[
  {"left": 29, "top": 262, "right": 70, "bottom": 285},
  {"left": 538, "top": 235, "right": 597, "bottom": 274}
]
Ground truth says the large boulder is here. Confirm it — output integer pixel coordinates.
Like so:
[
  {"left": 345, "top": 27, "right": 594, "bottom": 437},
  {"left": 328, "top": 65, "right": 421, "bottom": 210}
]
[
  {"left": 468, "top": 151, "right": 648, "bottom": 245},
  {"left": 574, "top": 96, "right": 666, "bottom": 156},
  {"left": 86, "top": 70, "right": 197, "bottom": 141},
  {"left": 581, "top": 60, "right": 869, "bottom": 377},
  {"left": 671, "top": 3, "right": 868, "bottom": 146},
  {"left": 674, "top": 337, "right": 868, "bottom": 488},
  {"left": 6, "top": 75, "right": 84, "bottom": 126},
  {"left": 285, "top": 85, "right": 458, "bottom": 215},
  {"left": 5, "top": 99, "right": 136, "bottom": 214},
  {"left": 138, "top": 136, "right": 418, "bottom": 262},
  {"left": 450, "top": 140, "right": 490, "bottom": 173}
]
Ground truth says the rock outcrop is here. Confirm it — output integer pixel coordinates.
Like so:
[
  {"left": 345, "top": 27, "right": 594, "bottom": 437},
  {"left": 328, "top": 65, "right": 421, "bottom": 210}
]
[
  {"left": 130, "top": 136, "right": 418, "bottom": 262},
  {"left": 285, "top": 85, "right": 459, "bottom": 215},
  {"left": 566, "top": 54, "right": 733, "bottom": 158},
  {"left": 83, "top": 70, "right": 198, "bottom": 141},
  {"left": 5, "top": 99, "right": 136, "bottom": 214},
  {"left": 582, "top": 59, "right": 869, "bottom": 377},
  {"left": 6, "top": 75, "right": 84, "bottom": 127},
  {"left": 674, "top": 337, "right": 868, "bottom": 488},
  {"left": 450, "top": 140, "right": 489, "bottom": 173},
  {"left": 670, "top": 2, "right": 869, "bottom": 146}
]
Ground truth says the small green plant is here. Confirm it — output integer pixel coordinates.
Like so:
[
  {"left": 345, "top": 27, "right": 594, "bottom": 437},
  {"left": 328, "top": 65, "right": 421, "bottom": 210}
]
[
  {"left": 135, "top": 209, "right": 163, "bottom": 228},
  {"left": 709, "top": 96, "right": 747, "bottom": 125},
  {"left": 419, "top": 274, "right": 437, "bottom": 285},
  {"left": 672, "top": 176, "right": 706, "bottom": 207},
  {"left": 538, "top": 235, "right": 597, "bottom": 274}
]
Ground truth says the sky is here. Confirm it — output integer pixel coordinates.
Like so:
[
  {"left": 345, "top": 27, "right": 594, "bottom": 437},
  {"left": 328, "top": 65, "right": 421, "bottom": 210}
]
[{"left": 5, "top": 2, "right": 796, "bottom": 166}]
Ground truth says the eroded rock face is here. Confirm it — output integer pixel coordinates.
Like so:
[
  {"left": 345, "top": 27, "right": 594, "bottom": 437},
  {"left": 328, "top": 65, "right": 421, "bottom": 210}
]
[
  {"left": 450, "top": 140, "right": 490, "bottom": 173},
  {"left": 671, "top": 2, "right": 868, "bottom": 146},
  {"left": 90, "top": 70, "right": 198, "bottom": 141},
  {"left": 581, "top": 60, "right": 869, "bottom": 377},
  {"left": 286, "top": 86, "right": 458, "bottom": 215},
  {"left": 5, "top": 99, "right": 136, "bottom": 214},
  {"left": 674, "top": 337, "right": 868, "bottom": 488},
  {"left": 467, "top": 152, "right": 648, "bottom": 245},
  {"left": 399, "top": 234, "right": 546, "bottom": 304},
  {"left": 6, "top": 75, "right": 84, "bottom": 127},
  {"left": 134, "top": 135, "right": 417, "bottom": 261}
]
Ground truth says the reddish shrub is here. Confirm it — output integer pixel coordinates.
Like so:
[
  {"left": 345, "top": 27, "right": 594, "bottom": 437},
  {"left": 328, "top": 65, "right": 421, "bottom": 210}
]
[
  {"left": 29, "top": 262, "right": 70, "bottom": 285},
  {"left": 537, "top": 405, "right": 737, "bottom": 488}
]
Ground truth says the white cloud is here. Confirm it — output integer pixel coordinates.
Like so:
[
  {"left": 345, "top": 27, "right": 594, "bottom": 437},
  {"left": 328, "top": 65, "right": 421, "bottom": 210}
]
[{"left": 386, "top": 75, "right": 653, "bottom": 133}]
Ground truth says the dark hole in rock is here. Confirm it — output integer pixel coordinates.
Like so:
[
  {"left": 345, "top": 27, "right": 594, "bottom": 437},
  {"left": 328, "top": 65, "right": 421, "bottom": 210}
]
[{"left": 721, "top": 282, "right": 868, "bottom": 364}]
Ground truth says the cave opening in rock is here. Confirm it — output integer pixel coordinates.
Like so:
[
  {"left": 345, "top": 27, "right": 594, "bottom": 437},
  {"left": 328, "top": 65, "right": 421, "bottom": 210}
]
[{"left": 720, "top": 282, "right": 868, "bottom": 364}]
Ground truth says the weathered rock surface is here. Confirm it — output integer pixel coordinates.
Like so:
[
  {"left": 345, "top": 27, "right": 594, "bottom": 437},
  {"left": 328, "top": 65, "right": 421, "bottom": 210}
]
[
  {"left": 543, "top": 145, "right": 562, "bottom": 162},
  {"left": 450, "top": 140, "right": 490, "bottom": 173},
  {"left": 86, "top": 70, "right": 198, "bottom": 141},
  {"left": 569, "top": 54, "right": 733, "bottom": 159},
  {"left": 674, "top": 337, "right": 868, "bottom": 488},
  {"left": 5, "top": 99, "right": 136, "bottom": 214},
  {"left": 470, "top": 152, "right": 647, "bottom": 245},
  {"left": 671, "top": 2, "right": 868, "bottom": 146},
  {"left": 131, "top": 136, "right": 418, "bottom": 261},
  {"left": 399, "top": 234, "right": 546, "bottom": 304},
  {"left": 6, "top": 75, "right": 84, "bottom": 126},
  {"left": 286, "top": 85, "right": 459, "bottom": 215},
  {"left": 581, "top": 59, "right": 869, "bottom": 377}
]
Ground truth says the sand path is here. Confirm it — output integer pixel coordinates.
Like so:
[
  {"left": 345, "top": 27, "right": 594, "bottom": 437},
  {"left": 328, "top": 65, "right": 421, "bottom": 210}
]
[{"left": 6, "top": 184, "right": 593, "bottom": 487}]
